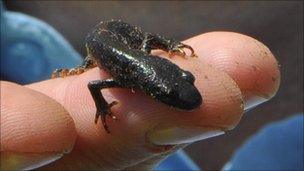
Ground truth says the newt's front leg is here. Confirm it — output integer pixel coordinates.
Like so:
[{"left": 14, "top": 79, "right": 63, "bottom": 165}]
[{"left": 87, "top": 79, "right": 123, "bottom": 133}]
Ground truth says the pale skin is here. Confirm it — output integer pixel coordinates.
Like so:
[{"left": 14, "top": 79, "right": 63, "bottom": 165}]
[{"left": 0, "top": 32, "right": 280, "bottom": 170}]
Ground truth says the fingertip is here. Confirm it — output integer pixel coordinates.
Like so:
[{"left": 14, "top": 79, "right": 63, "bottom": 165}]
[{"left": 187, "top": 32, "right": 280, "bottom": 109}]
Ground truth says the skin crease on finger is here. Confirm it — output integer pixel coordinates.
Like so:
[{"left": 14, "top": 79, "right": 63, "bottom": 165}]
[{"left": 23, "top": 32, "right": 280, "bottom": 170}]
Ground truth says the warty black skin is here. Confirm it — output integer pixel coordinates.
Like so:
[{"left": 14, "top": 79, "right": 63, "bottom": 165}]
[{"left": 54, "top": 20, "right": 202, "bottom": 133}]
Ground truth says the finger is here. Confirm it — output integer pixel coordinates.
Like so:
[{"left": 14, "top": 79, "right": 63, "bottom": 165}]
[
  {"left": 29, "top": 68, "right": 242, "bottom": 170},
  {"left": 188, "top": 32, "right": 280, "bottom": 110},
  {"left": 0, "top": 81, "right": 77, "bottom": 170}
]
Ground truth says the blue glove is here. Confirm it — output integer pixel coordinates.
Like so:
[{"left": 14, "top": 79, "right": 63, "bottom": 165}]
[
  {"left": 224, "top": 114, "right": 304, "bottom": 171},
  {"left": 1, "top": 2, "right": 82, "bottom": 84}
]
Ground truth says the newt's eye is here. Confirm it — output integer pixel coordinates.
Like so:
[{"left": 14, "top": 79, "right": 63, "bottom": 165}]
[{"left": 182, "top": 71, "right": 195, "bottom": 84}]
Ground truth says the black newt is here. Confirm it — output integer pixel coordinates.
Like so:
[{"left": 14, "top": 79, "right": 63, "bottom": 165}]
[{"left": 52, "top": 20, "right": 202, "bottom": 133}]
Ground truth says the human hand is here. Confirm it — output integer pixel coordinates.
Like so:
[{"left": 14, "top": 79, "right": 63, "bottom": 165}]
[{"left": 0, "top": 32, "right": 280, "bottom": 170}]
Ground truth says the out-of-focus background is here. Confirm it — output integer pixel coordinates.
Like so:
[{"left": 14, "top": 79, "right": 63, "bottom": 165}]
[{"left": 4, "top": 1, "right": 303, "bottom": 170}]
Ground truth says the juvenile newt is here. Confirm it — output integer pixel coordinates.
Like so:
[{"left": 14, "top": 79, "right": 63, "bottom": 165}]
[{"left": 52, "top": 20, "right": 202, "bottom": 133}]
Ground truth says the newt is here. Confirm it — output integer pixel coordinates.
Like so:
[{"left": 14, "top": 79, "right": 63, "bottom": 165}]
[{"left": 52, "top": 20, "right": 202, "bottom": 133}]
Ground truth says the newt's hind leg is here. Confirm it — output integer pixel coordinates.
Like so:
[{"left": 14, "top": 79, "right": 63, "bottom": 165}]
[
  {"left": 140, "top": 33, "right": 197, "bottom": 58},
  {"left": 51, "top": 56, "right": 97, "bottom": 78},
  {"left": 88, "top": 79, "right": 123, "bottom": 133}
]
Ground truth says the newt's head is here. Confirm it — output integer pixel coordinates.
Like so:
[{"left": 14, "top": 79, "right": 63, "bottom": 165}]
[{"left": 152, "top": 69, "right": 202, "bottom": 110}]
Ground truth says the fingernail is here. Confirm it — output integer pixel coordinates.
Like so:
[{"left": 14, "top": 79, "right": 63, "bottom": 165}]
[
  {"left": 1, "top": 152, "right": 63, "bottom": 170},
  {"left": 148, "top": 127, "right": 224, "bottom": 145},
  {"left": 244, "top": 95, "right": 268, "bottom": 111}
]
